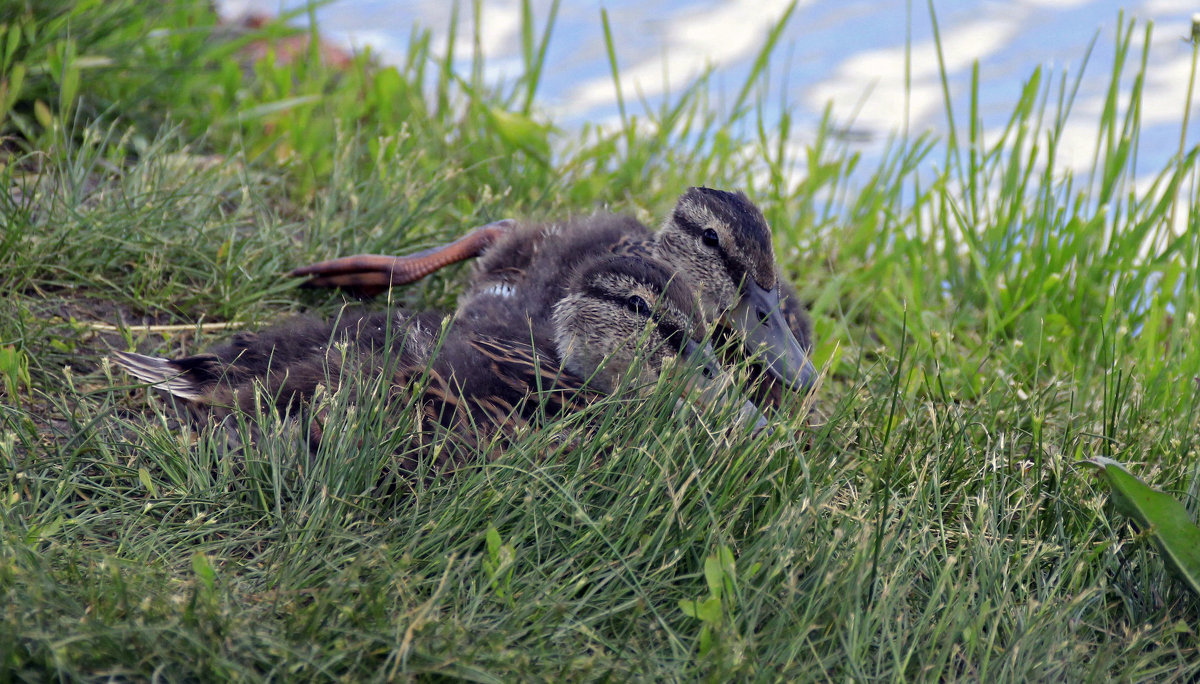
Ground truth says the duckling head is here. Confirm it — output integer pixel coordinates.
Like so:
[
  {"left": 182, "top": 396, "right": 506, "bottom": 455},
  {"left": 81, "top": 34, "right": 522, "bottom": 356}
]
[
  {"left": 551, "top": 255, "right": 704, "bottom": 389},
  {"left": 552, "top": 255, "right": 766, "bottom": 430},
  {"left": 654, "top": 187, "right": 816, "bottom": 394}
]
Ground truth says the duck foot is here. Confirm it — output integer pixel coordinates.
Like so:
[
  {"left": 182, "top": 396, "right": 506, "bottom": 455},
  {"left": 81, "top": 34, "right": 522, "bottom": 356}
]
[{"left": 291, "top": 219, "right": 515, "bottom": 297}]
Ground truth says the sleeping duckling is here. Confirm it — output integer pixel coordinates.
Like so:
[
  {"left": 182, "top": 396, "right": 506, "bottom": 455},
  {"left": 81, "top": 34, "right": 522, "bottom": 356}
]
[
  {"left": 114, "top": 254, "right": 761, "bottom": 468},
  {"left": 292, "top": 188, "right": 816, "bottom": 408}
]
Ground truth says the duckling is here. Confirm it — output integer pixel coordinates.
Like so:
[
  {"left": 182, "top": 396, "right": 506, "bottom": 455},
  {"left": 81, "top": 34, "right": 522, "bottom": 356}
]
[
  {"left": 291, "top": 188, "right": 816, "bottom": 405},
  {"left": 424, "top": 254, "right": 760, "bottom": 460},
  {"left": 114, "top": 254, "right": 759, "bottom": 469}
]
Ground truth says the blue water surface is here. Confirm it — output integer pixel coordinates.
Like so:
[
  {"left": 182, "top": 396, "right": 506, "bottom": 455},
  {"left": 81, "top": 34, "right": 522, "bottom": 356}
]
[{"left": 219, "top": 0, "right": 1198, "bottom": 193}]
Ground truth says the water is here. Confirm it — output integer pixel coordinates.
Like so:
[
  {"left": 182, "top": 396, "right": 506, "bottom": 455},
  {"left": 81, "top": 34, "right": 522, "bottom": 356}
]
[{"left": 218, "top": 0, "right": 1198, "bottom": 191}]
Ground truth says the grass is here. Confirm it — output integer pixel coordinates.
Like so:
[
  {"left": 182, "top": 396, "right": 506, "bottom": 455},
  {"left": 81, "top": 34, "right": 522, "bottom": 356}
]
[{"left": 2, "top": 0, "right": 1200, "bottom": 679}]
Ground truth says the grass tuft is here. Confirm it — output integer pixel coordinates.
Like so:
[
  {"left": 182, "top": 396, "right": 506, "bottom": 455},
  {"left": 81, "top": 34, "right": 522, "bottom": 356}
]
[{"left": 1, "top": 2, "right": 1198, "bottom": 680}]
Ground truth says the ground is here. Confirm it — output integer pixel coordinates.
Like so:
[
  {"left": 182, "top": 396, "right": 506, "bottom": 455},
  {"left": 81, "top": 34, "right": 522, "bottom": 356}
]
[{"left": 1, "top": 1, "right": 1198, "bottom": 680}]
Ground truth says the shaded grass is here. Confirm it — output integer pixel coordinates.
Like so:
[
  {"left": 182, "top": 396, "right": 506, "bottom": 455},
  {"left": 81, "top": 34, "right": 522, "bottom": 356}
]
[{"left": 1, "top": 1, "right": 1199, "bottom": 680}]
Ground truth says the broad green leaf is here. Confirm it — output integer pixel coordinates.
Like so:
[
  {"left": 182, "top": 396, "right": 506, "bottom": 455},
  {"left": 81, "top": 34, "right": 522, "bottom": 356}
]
[
  {"left": 678, "top": 597, "right": 722, "bottom": 625},
  {"left": 72, "top": 55, "right": 115, "bottom": 70},
  {"left": 25, "top": 516, "right": 62, "bottom": 545},
  {"left": 4, "top": 23, "right": 21, "bottom": 65},
  {"left": 1080, "top": 456, "right": 1200, "bottom": 597},
  {"left": 59, "top": 60, "right": 79, "bottom": 112},
  {"left": 704, "top": 554, "right": 724, "bottom": 600},
  {"left": 192, "top": 551, "right": 216, "bottom": 592},
  {"left": 0, "top": 344, "right": 29, "bottom": 396},
  {"left": 486, "top": 523, "right": 501, "bottom": 562},
  {"left": 704, "top": 546, "right": 737, "bottom": 603},
  {"left": 486, "top": 105, "right": 549, "bottom": 160},
  {"left": 229, "top": 95, "right": 321, "bottom": 123},
  {"left": 33, "top": 98, "right": 52, "bottom": 128},
  {"left": 138, "top": 467, "right": 158, "bottom": 498},
  {"left": 2, "top": 63, "right": 25, "bottom": 110},
  {"left": 699, "top": 624, "right": 713, "bottom": 655}
]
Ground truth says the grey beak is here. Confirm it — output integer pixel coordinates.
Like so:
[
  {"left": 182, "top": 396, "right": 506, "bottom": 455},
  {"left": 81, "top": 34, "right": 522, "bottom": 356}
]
[
  {"left": 728, "top": 281, "right": 816, "bottom": 394},
  {"left": 686, "top": 338, "right": 768, "bottom": 429},
  {"left": 681, "top": 338, "right": 769, "bottom": 431},
  {"left": 681, "top": 338, "right": 723, "bottom": 384}
]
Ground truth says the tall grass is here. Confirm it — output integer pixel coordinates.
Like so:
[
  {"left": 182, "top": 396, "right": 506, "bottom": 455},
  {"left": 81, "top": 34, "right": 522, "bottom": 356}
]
[{"left": 1, "top": 1, "right": 1198, "bottom": 680}]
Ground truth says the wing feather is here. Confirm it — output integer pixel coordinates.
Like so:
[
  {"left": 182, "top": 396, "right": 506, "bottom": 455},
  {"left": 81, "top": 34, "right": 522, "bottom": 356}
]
[{"left": 110, "top": 351, "right": 207, "bottom": 401}]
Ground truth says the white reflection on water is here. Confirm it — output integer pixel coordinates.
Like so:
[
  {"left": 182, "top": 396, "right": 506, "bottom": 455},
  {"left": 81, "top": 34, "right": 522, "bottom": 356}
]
[{"left": 218, "top": 0, "right": 1198, "bottom": 186}]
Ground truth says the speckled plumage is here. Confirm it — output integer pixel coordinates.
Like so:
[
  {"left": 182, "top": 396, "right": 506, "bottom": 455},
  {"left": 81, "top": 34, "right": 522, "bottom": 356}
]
[
  {"left": 296, "top": 188, "right": 816, "bottom": 405},
  {"left": 114, "top": 254, "right": 730, "bottom": 470}
]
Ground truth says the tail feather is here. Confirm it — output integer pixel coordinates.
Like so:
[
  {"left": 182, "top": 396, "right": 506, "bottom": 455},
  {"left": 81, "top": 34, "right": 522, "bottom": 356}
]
[{"left": 111, "top": 350, "right": 206, "bottom": 401}]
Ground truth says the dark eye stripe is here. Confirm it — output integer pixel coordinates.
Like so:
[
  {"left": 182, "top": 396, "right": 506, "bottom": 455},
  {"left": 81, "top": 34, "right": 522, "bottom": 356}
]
[
  {"left": 673, "top": 207, "right": 748, "bottom": 289},
  {"left": 673, "top": 207, "right": 705, "bottom": 236},
  {"left": 584, "top": 284, "right": 698, "bottom": 354},
  {"left": 655, "top": 320, "right": 692, "bottom": 354},
  {"left": 642, "top": 309, "right": 692, "bottom": 355}
]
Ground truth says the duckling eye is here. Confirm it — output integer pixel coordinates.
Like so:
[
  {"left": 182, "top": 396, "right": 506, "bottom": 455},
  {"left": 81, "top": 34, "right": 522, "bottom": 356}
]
[
  {"left": 627, "top": 295, "right": 651, "bottom": 316},
  {"left": 701, "top": 228, "right": 720, "bottom": 248}
]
